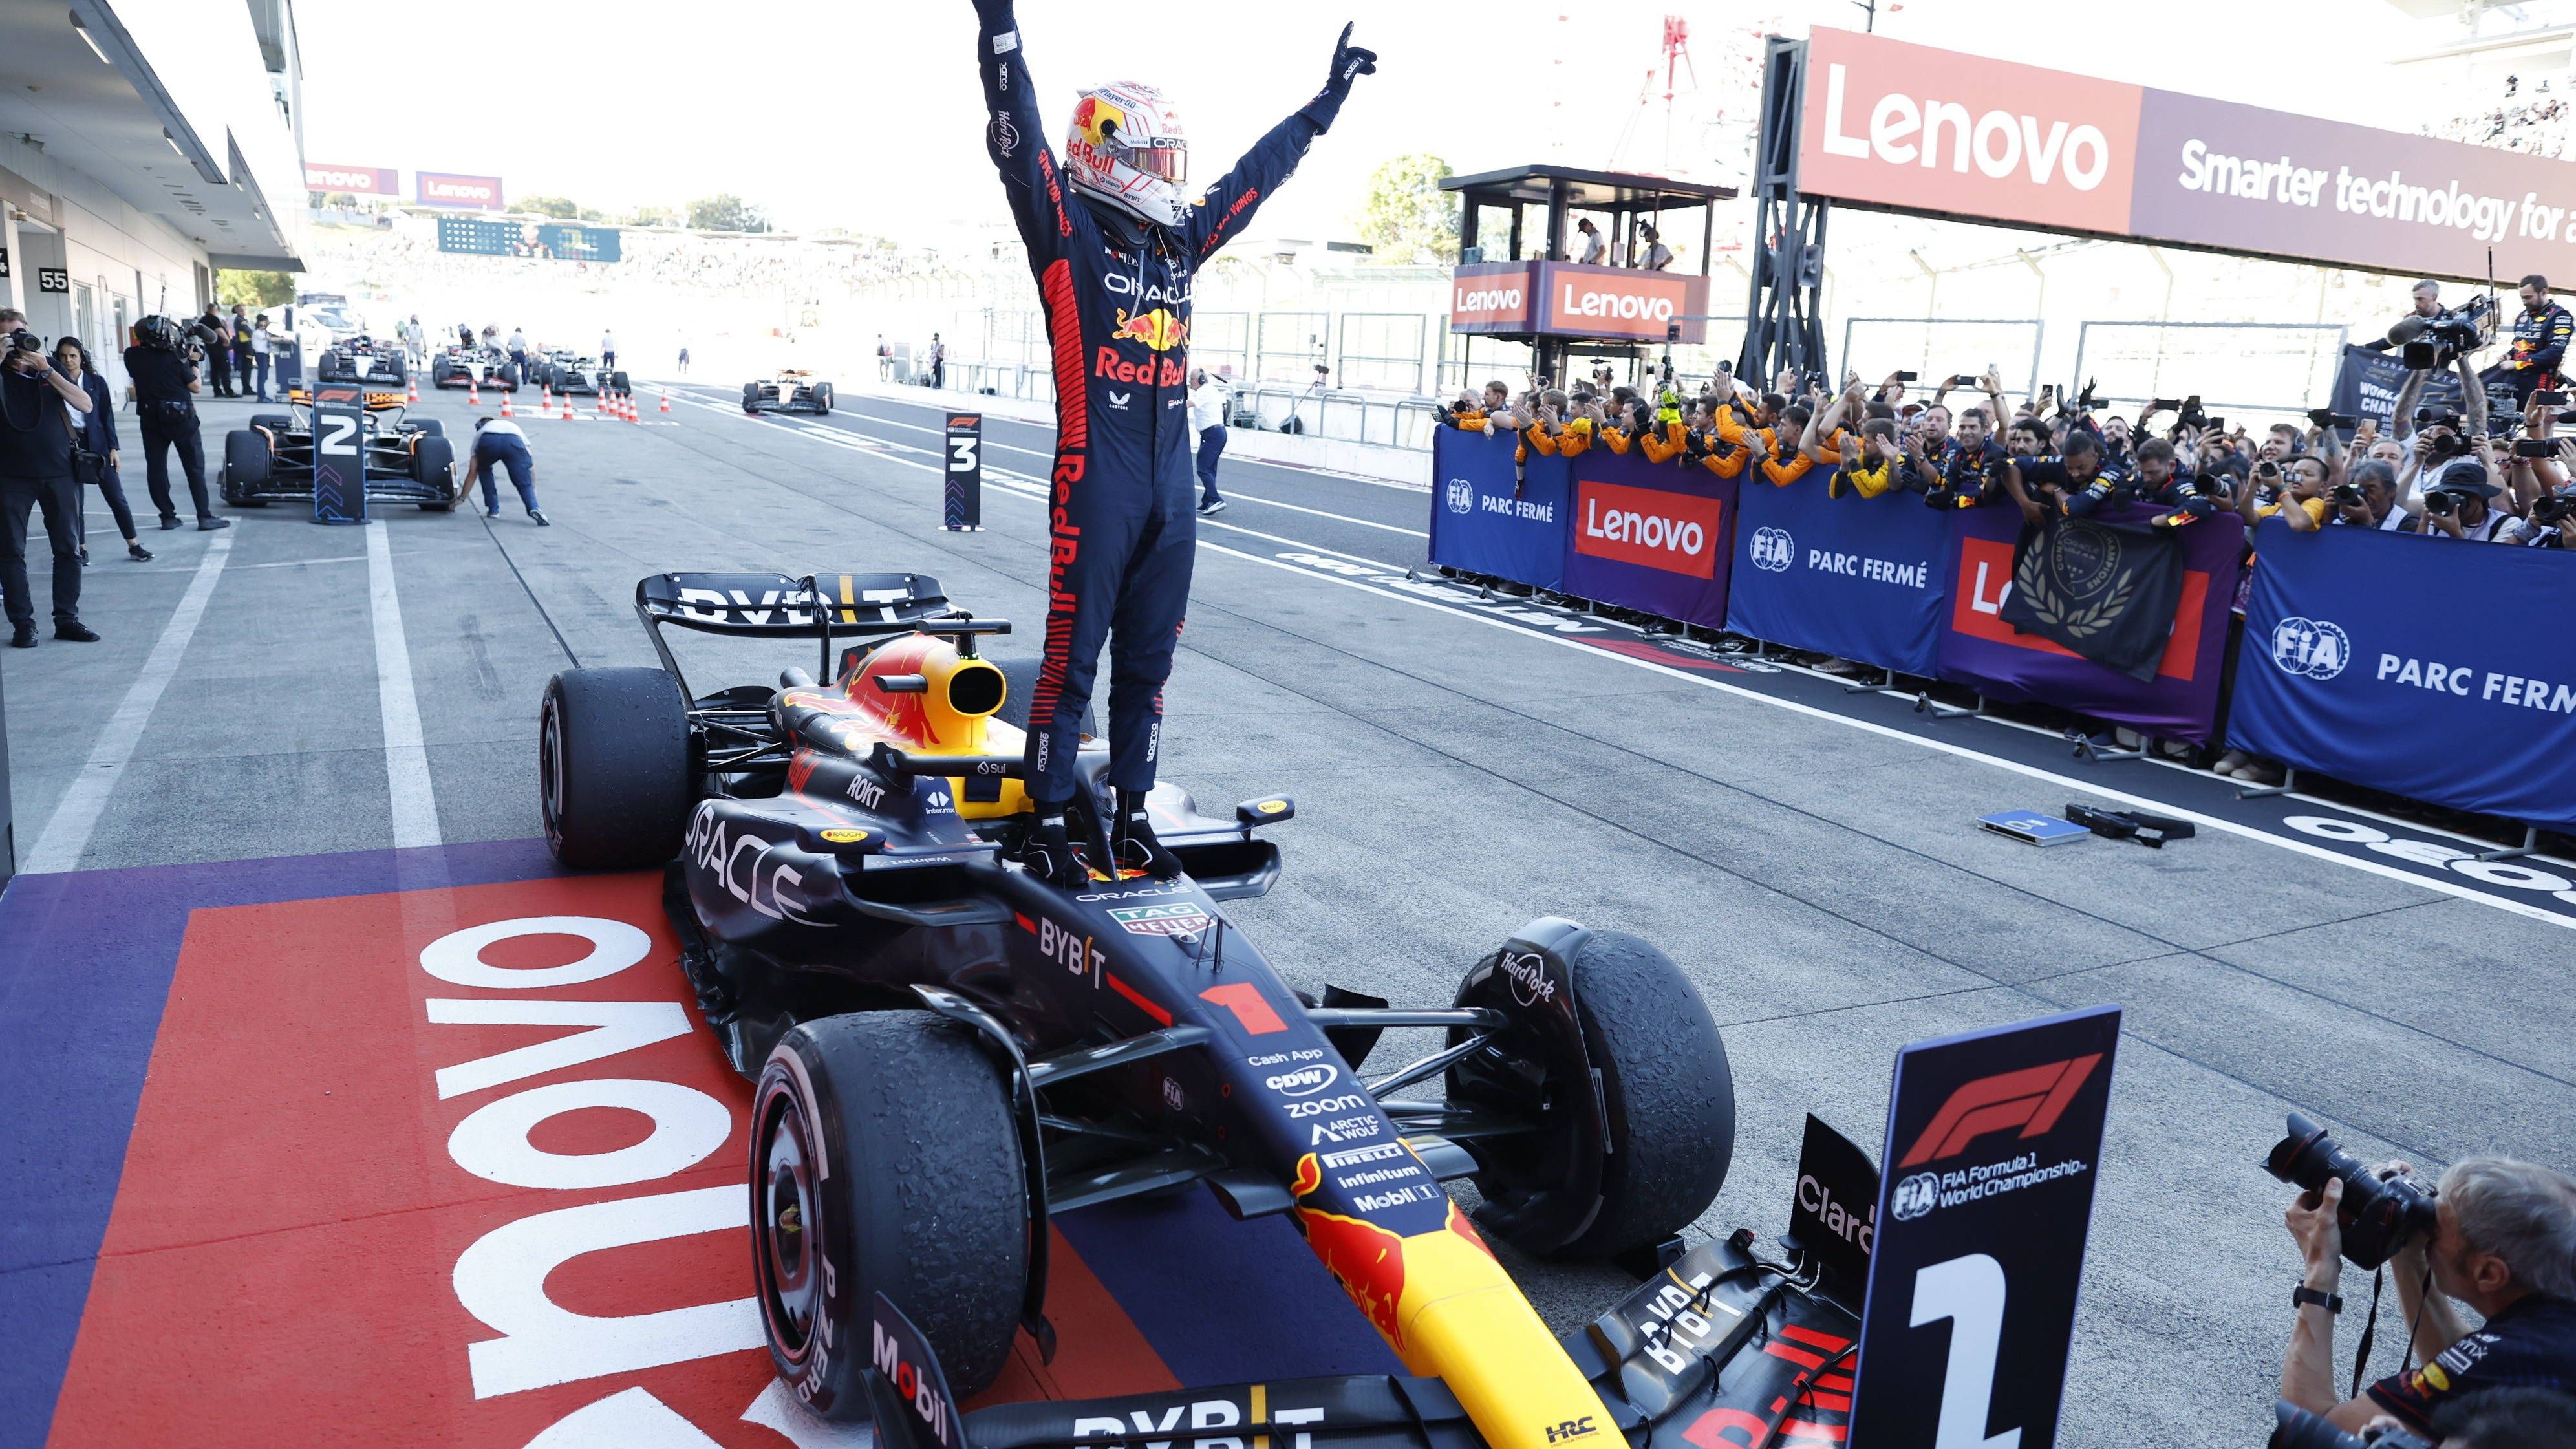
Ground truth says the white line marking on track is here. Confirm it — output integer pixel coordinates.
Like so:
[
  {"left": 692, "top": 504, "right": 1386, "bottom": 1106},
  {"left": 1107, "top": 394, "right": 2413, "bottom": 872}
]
[
  {"left": 367, "top": 521, "right": 442, "bottom": 848},
  {"left": 24, "top": 531, "right": 234, "bottom": 874},
  {"left": 1190, "top": 540, "right": 2576, "bottom": 934}
]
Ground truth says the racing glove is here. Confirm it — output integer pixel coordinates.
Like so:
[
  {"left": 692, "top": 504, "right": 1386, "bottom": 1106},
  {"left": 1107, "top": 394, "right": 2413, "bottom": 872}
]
[
  {"left": 1114, "top": 789, "right": 1184, "bottom": 881},
  {"left": 1298, "top": 23, "right": 1377, "bottom": 131}
]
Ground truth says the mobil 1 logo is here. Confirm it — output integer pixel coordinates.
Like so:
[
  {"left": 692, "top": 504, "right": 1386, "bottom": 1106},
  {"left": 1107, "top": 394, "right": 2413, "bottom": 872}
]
[
  {"left": 312, "top": 399, "right": 367, "bottom": 524},
  {"left": 1848, "top": 1004, "right": 2120, "bottom": 1449}
]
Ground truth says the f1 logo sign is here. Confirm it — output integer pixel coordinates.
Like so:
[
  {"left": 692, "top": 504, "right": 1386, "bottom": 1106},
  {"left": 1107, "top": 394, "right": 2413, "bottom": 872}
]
[{"left": 1895, "top": 1054, "right": 2103, "bottom": 1168}]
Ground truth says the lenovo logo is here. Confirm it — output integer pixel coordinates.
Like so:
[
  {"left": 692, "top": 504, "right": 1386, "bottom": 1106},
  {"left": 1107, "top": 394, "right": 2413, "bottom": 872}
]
[
  {"left": 1896, "top": 1054, "right": 2103, "bottom": 1168},
  {"left": 1574, "top": 480, "right": 1720, "bottom": 579},
  {"left": 1539, "top": 268, "right": 1691, "bottom": 339}
]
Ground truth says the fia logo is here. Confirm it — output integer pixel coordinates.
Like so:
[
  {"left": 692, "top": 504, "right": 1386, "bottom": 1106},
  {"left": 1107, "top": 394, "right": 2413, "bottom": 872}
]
[
  {"left": 1445, "top": 478, "right": 1474, "bottom": 515},
  {"left": 1749, "top": 525, "right": 1796, "bottom": 573},
  {"left": 1890, "top": 1171, "right": 1940, "bottom": 1221},
  {"left": 2270, "top": 616, "right": 2350, "bottom": 680}
]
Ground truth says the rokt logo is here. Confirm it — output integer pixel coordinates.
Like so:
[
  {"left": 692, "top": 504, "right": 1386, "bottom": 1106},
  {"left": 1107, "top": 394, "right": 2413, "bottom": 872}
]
[
  {"left": 1889, "top": 1170, "right": 1940, "bottom": 1221},
  {"left": 1749, "top": 525, "right": 1796, "bottom": 572},
  {"left": 2271, "top": 615, "right": 2351, "bottom": 680},
  {"left": 1896, "top": 1053, "right": 2103, "bottom": 1167},
  {"left": 1445, "top": 478, "right": 1474, "bottom": 515}
]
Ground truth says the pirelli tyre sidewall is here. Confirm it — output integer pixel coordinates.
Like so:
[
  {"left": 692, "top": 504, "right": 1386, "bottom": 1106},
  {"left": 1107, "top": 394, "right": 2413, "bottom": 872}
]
[
  {"left": 1558, "top": 929, "right": 1735, "bottom": 1258},
  {"left": 752, "top": 1014, "right": 1029, "bottom": 1419}
]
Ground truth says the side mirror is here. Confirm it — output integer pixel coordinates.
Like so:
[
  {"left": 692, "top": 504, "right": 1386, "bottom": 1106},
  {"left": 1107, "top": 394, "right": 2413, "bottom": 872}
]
[{"left": 1234, "top": 796, "right": 1295, "bottom": 830}]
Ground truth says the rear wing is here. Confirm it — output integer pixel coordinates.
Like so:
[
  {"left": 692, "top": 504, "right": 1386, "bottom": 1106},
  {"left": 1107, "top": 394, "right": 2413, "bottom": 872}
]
[{"left": 634, "top": 571, "right": 963, "bottom": 698}]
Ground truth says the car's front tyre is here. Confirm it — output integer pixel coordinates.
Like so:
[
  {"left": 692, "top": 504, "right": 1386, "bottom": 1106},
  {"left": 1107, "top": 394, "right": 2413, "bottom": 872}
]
[{"left": 752, "top": 1013, "right": 1029, "bottom": 1419}]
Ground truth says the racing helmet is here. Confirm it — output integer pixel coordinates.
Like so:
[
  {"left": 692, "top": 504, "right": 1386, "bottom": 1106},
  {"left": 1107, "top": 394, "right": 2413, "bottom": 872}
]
[{"left": 1065, "top": 82, "right": 1188, "bottom": 229}]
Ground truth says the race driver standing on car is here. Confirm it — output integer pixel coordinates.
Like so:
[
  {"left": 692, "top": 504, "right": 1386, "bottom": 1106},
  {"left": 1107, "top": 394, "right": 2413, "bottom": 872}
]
[{"left": 972, "top": 0, "right": 1374, "bottom": 886}]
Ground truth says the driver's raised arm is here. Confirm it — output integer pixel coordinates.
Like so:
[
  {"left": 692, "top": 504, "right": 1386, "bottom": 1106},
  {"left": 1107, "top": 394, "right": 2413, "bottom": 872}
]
[
  {"left": 972, "top": 0, "right": 1075, "bottom": 264},
  {"left": 1181, "top": 25, "right": 1375, "bottom": 260}
]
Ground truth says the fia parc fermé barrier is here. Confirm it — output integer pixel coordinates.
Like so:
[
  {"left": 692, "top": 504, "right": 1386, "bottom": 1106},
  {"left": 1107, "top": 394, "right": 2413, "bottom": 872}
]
[
  {"left": 2233, "top": 518, "right": 2576, "bottom": 838},
  {"left": 1433, "top": 427, "right": 2576, "bottom": 843},
  {"left": 1430, "top": 429, "right": 2246, "bottom": 744}
]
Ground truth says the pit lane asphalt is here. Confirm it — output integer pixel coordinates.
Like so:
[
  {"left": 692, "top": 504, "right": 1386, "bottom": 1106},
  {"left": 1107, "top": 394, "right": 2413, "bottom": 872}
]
[{"left": 7, "top": 381, "right": 2570, "bottom": 1443}]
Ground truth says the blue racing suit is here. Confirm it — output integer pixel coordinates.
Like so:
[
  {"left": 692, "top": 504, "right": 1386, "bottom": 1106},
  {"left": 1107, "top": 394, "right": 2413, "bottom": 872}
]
[{"left": 976, "top": 0, "right": 1349, "bottom": 806}]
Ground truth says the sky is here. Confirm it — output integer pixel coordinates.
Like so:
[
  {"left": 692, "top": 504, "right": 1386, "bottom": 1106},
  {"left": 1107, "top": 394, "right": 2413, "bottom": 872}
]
[{"left": 295, "top": 1, "right": 2459, "bottom": 248}]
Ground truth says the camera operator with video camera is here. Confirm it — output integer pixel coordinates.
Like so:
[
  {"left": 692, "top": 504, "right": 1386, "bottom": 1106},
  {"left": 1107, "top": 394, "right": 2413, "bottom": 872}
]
[
  {"left": 125, "top": 316, "right": 225, "bottom": 531},
  {"left": 2272, "top": 1114, "right": 2576, "bottom": 1435},
  {"left": 0, "top": 309, "right": 98, "bottom": 647},
  {"left": 2502, "top": 275, "right": 2575, "bottom": 409}
]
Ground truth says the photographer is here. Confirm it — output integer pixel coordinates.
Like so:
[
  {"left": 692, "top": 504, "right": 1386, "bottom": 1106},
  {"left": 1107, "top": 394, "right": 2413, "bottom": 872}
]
[
  {"left": 0, "top": 311, "right": 98, "bottom": 647},
  {"left": 125, "top": 316, "right": 226, "bottom": 531},
  {"left": 2281, "top": 1155, "right": 2576, "bottom": 1433},
  {"left": 2412, "top": 459, "right": 2515, "bottom": 541}
]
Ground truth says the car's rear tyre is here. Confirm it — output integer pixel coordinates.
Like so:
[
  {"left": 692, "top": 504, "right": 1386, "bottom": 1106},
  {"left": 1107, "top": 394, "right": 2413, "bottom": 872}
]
[
  {"left": 409, "top": 418, "right": 445, "bottom": 438},
  {"left": 813, "top": 383, "right": 833, "bottom": 415},
  {"left": 610, "top": 369, "right": 631, "bottom": 396},
  {"left": 538, "top": 667, "right": 694, "bottom": 868},
  {"left": 1455, "top": 929, "right": 1733, "bottom": 1261},
  {"left": 752, "top": 1013, "right": 1028, "bottom": 1419},
  {"left": 991, "top": 656, "right": 1097, "bottom": 740},
  {"left": 411, "top": 435, "right": 456, "bottom": 493}
]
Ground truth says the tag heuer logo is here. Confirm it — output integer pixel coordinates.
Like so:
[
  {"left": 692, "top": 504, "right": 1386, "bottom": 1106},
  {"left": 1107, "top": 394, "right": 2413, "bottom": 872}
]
[{"left": 1110, "top": 902, "right": 1214, "bottom": 936}]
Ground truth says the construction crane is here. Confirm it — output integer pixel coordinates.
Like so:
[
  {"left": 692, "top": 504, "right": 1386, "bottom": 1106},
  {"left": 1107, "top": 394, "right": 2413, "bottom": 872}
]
[{"left": 1609, "top": 15, "right": 1695, "bottom": 177}]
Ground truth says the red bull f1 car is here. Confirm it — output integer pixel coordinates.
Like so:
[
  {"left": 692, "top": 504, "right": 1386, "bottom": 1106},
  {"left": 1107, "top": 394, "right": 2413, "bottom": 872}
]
[
  {"left": 220, "top": 388, "right": 460, "bottom": 510},
  {"left": 744, "top": 369, "right": 836, "bottom": 415},
  {"left": 537, "top": 573, "right": 1859, "bottom": 1449}
]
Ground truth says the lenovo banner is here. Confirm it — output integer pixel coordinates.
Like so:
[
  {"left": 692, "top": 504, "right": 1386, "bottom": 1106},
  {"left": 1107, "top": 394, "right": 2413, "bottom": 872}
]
[
  {"left": 1447, "top": 262, "right": 1710, "bottom": 342},
  {"left": 1562, "top": 451, "right": 1737, "bottom": 627},
  {"left": 1726, "top": 480, "right": 1954, "bottom": 677},
  {"left": 2231, "top": 520, "right": 2576, "bottom": 835},
  {"left": 1848, "top": 1005, "right": 2121, "bottom": 1449},
  {"left": 416, "top": 171, "right": 505, "bottom": 211},
  {"left": 1799, "top": 26, "right": 2576, "bottom": 283},
  {"left": 1450, "top": 262, "right": 1538, "bottom": 335},
  {"left": 303, "top": 163, "right": 397, "bottom": 197},
  {"left": 1937, "top": 503, "right": 2242, "bottom": 742},
  {"left": 1429, "top": 429, "right": 1569, "bottom": 590}
]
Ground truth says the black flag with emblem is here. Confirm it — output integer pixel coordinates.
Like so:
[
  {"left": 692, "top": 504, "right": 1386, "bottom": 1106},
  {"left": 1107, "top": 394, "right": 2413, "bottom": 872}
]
[{"left": 1997, "top": 513, "right": 2185, "bottom": 681}]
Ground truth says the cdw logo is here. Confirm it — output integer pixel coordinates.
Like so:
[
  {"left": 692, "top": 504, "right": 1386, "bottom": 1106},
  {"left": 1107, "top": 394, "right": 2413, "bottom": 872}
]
[{"left": 1897, "top": 1054, "right": 2102, "bottom": 1166}]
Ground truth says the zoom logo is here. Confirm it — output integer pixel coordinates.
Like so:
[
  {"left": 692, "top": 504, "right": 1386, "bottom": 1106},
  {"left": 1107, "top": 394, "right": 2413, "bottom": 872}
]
[
  {"left": 2270, "top": 616, "right": 2351, "bottom": 680},
  {"left": 1445, "top": 478, "right": 1473, "bottom": 515},
  {"left": 1749, "top": 525, "right": 1796, "bottom": 572}
]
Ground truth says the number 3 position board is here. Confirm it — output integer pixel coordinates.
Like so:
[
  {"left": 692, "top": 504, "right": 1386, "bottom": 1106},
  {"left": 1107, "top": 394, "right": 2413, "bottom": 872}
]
[{"left": 1848, "top": 1004, "right": 2121, "bottom": 1448}]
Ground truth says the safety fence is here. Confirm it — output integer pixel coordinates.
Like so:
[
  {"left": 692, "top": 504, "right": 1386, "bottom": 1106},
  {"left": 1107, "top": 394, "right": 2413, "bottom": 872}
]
[
  {"left": 1431, "top": 428, "right": 2576, "bottom": 842},
  {"left": 2066, "top": 321, "right": 2348, "bottom": 419},
  {"left": 1836, "top": 317, "right": 2045, "bottom": 402}
]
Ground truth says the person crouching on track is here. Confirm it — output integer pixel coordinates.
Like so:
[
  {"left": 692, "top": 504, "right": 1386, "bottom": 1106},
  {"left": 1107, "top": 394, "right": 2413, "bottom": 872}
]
[
  {"left": 971, "top": 0, "right": 1374, "bottom": 886},
  {"left": 471, "top": 416, "right": 548, "bottom": 526}
]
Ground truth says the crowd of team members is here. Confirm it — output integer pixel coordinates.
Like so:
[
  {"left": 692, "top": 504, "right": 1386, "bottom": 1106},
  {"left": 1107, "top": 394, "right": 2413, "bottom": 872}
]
[{"left": 1439, "top": 356, "right": 2576, "bottom": 551}]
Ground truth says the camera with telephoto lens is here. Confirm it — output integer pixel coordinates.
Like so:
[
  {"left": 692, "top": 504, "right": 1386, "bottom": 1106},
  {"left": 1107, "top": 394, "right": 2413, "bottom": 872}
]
[
  {"left": 5, "top": 328, "right": 39, "bottom": 357},
  {"left": 2423, "top": 489, "right": 2460, "bottom": 517},
  {"left": 2332, "top": 482, "right": 2365, "bottom": 506},
  {"left": 2515, "top": 437, "right": 2558, "bottom": 458},
  {"left": 2268, "top": 1400, "right": 2432, "bottom": 1449},
  {"left": 2534, "top": 491, "right": 2576, "bottom": 525},
  {"left": 2390, "top": 293, "right": 2499, "bottom": 370},
  {"left": 2265, "top": 1113, "right": 2440, "bottom": 1269},
  {"left": 2308, "top": 408, "right": 2360, "bottom": 429}
]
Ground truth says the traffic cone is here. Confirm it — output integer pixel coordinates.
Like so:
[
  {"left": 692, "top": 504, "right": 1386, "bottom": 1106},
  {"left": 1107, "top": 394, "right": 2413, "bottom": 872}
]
[
  {"left": 541, "top": 384, "right": 553, "bottom": 412},
  {"left": 406, "top": 378, "right": 419, "bottom": 404},
  {"left": 624, "top": 395, "right": 639, "bottom": 423},
  {"left": 500, "top": 392, "right": 513, "bottom": 419},
  {"left": 658, "top": 390, "right": 671, "bottom": 414},
  {"left": 561, "top": 394, "right": 575, "bottom": 421},
  {"left": 468, "top": 381, "right": 480, "bottom": 406}
]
